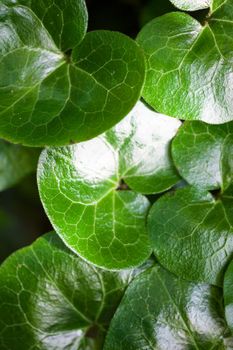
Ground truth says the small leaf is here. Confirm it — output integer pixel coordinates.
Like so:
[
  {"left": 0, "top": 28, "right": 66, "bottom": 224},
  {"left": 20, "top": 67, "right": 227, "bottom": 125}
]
[
  {"left": 0, "top": 3, "right": 145, "bottom": 146},
  {"left": 0, "top": 139, "right": 39, "bottom": 191},
  {"left": 37, "top": 101, "right": 181, "bottom": 269},
  {"left": 0, "top": 232, "right": 141, "bottom": 350},
  {"left": 172, "top": 121, "right": 233, "bottom": 191},
  {"left": 169, "top": 0, "right": 211, "bottom": 11},
  {"left": 137, "top": 1, "right": 233, "bottom": 124},
  {"left": 148, "top": 186, "right": 233, "bottom": 286},
  {"left": 104, "top": 265, "right": 230, "bottom": 349}
]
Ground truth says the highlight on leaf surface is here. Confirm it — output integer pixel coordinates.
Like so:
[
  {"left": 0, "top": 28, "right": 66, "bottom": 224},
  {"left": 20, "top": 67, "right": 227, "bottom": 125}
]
[
  {"left": 104, "top": 265, "right": 231, "bottom": 349},
  {"left": 0, "top": 232, "right": 141, "bottom": 350},
  {"left": 224, "top": 259, "right": 233, "bottom": 334},
  {"left": 0, "top": 139, "right": 39, "bottom": 191},
  {"left": 148, "top": 186, "right": 233, "bottom": 286},
  {"left": 137, "top": 0, "right": 233, "bottom": 124},
  {"left": 0, "top": 1, "right": 145, "bottom": 146},
  {"left": 169, "top": 0, "right": 211, "bottom": 11},
  {"left": 37, "top": 101, "right": 181, "bottom": 269}
]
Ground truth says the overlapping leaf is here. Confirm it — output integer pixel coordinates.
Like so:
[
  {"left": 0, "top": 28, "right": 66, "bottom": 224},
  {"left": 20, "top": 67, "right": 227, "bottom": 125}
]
[
  {"left": 137, "top": 0, "right": 233, "bottom": 124},
  {"left": 148, "top": 186, "right": 233, "bottom": 286},
  {"left": 172, "top": 121, "right": 233, "bottom": 191},
  {"left": 37, "top": 101, "right": 181, "bottom": 269},
  {"left": 0, "top": 139, "right": 39, "bottom": 191},
  {"left": 169, "top": 0, "right": 211, "bottom": 11},
  {"left": 224, "top": 259, "right": 233, "bottom": 334},
  {"left": 0, "top": 232, "right": 142, "bottom": 350},
  {"left": 104, "top": 265, "right": 231, "bottom": 349},
  {"left": 2, "top": 0, "right": 88, "bottom": 50},
  {"left": 0, "top": 1, "right": 145, "bottom": 146}
]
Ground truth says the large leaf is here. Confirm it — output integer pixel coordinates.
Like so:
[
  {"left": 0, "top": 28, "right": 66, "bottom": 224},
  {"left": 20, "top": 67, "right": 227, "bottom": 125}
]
[
  {"left": 224, "top": 259, "right": 233, "bottom": 333},
  {"left": 137, "top": 0, "right": 233, "bottom": 124},
  {"left": 0, "top": 232, "right": 143, "bottom": 350},
  {"left": 148, "top": 186, "right": 233, "bottom": 286},
  {"left": 37, "top": 101, "right": 181, "bottom": 269},
  {"left": 172, "top": 121, "right": 233, "bottom": 191},
  {"left": 0, "top": 2, "right": 145, "bottom": 146},
  {"left": 104, "top": 265, "right": 231, "bottom": 349},
  {"left": 169, "top": 0, "right": 211, "bottom": 11},
  {"left": 0, "top": 139, "right": 39, "bottom": 191}
]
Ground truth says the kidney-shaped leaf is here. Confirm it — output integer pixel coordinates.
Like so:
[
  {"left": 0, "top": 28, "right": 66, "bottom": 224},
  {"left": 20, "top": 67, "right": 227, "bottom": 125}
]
[
  {"left": 104, "top": 265, "right": 231, "bottom": 349},
  {"left": 172, "top": 121, "right": 233, "bottom": 191},
  {"left": 0, "top": 139, "right": 39, "bottom": 191},
  {"left": 0, "top": 2, "right": 145, "bottom": 146},
  {"left": 0, "top": 232, "right": 140, "bottom": 350},
  {"left": 137, "top": 0, "right": 233, "bottom": 124},
  {"left": 37, "top": 101, "right": 181, "bottom": 269},
  {"left": 169, "top": 0, "right": 211, "bottom": 11},
  {"left": 148, "top": 186, "right": 233, "bottom": 286}
]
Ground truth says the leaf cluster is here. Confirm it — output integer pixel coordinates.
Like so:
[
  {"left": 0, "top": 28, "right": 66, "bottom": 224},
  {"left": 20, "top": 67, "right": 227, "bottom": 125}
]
[{"left": 1, "top": 0, "right": 233, "bottom": 348}]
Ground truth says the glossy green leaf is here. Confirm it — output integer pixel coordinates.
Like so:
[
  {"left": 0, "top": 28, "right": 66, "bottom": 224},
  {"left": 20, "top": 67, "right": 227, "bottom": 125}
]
[
  {"left": 0, "top": 3, "right": 145, "bottom": 146},
  {"left": 169, "top": 0, "right": 211, "bottom": 11},
  {"left": 148, "top": 186, "right": 233, "bottom": 286},
  {"left": 37, "top": 101, "right": 181, "bottom": 269},
  {"left": 137, "top": 0, "right": 233, "bottom": 124},
  {"left": 172, "top": 121, "right": 233, "bottom": 191},
  {"left": 2, "top": 0, "right": 88, "bottom": 51},
  {"left": 224, "top": 260, "right": 233, "bottom": 333},
  {"left": 0, "top": 139, "right": 39, "bottom": 191},
  {"left": 104, "top": 265, "right": 231, "bottom": 349},
  {"left": 0, "top": 232, "right": 141, "bottom": 350}
]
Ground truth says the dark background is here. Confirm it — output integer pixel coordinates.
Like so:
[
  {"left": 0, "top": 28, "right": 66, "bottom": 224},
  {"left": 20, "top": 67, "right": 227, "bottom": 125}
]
[{"left": 0, "top": 0, "right": 206, "bottom": 262}]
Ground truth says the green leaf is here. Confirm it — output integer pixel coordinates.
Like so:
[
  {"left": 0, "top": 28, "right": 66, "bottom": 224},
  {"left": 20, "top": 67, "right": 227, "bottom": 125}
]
[
  {"left": 172, "top": 121, "right": 233, "bottom": 191},
  {"left": 137, "top": 1, "right": 233, "bottom": 124},
  {"left": 0, "top": 232, "right": 141, "bottom": 350},
  {"left": 0, "top": 3, "right": 145, "bottom": 146},
  {"left": 37, "top": 101, "right": 181, "bottom": 269},
  {"left": 0, "top": 139, "right": 39, "bottom": 191},
  {"left": 104, "top": 265, "right": 231, "bottom": 349},
  {"left": 148, "top": 186, "right": 233, "bottom": 286},
  {"left": 169, "top": 0, "right": 211, "bottom": 11},
  {"left": 2, "top": 0, "right": 88, "bottom": 51},
  {"left": 224, "top": 259, "right": 233, "bottom": 333}
]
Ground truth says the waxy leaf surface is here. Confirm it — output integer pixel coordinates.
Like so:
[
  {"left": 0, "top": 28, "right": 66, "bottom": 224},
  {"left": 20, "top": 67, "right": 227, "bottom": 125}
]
[
  {"left": 172, "top": 121, "right": 233, "bottom": 191},
  {"left": 104, "top": 265, "right": 231, "bottom": 349},
  {"left": 224, "top": 259, "right": 233, "bottom": 333},
  {"left": 169, "top": 0, "right": 211, "bottom": 11},
  {"left": 137, "top": 0, "right": 233, "bottom": 124},
  {"left": 0, "top": 2, "right": 145, "bottom": 146},
  {"left": 148, "top": 186, "right": 233, "bottom": 286},
  {"left": 2, "top": 0, "right": 88, "bottom": 50},
  {"left": 0, "top": 139, "right": 39, "bottom": 191},
  {"left": 0, "top": 232, "right": 139, "bottom": 350},
  {"left": 37, "top": 102, "right": 181, "bottom": 269}
]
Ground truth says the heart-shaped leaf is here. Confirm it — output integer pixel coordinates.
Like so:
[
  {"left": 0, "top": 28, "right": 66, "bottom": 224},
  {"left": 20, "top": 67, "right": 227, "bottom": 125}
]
[
  {"left": 0, "top": 232, "right": 142, "bottom": 350},
  {"left": 172, "top": 121, "right": 233, "bottom": 191},
  {"left": 148, "top": 186, "right": 233, "bottom": 286},
  {"left": 37, "top": 101, "right": 181, "bottom": 269},
  {"left": 104, "top": 265, "right": 231, "bottom": 349},
  {"left": 137, "top": 0, "right": 233, "bottom": 124},
  {"left": 169, "top": 0, "right": 211, "bottom": 11},
  {"left": 0, "top": 139, "right": 39, "bottom": 191},
  {"left": 0, "top": 2, "right": 145, "bottom": 146},
  {"left": 224, "top": 259, "right": 233, "bottom": 333}
]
